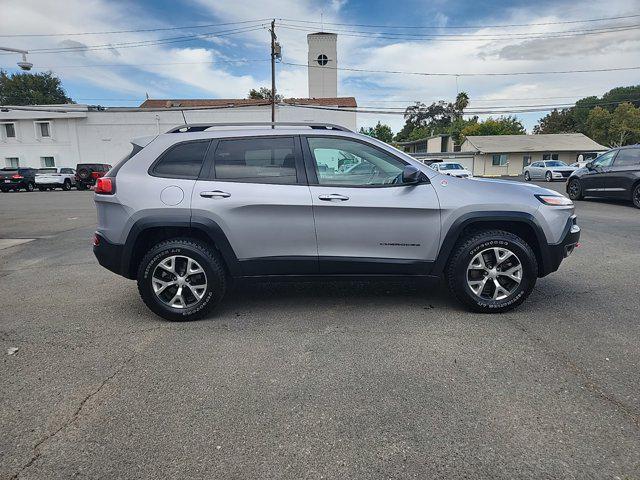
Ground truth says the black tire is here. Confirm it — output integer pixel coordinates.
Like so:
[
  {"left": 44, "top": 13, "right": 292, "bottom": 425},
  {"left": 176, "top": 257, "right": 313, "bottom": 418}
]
[
  {"left": 545, "top": 171, "right": 553, "bottom": 182},
  {"left": 523, "top": 171, "right": 531, "bottom": 181},
  {"left": 62, "top": 179, "right": 72, "bottom": 191},
  {"left": 77, "top": 167, "right": 91, "bottom": 180},
  {"left": 38, "top": 186, "right": 46, "bottom": 191},
  {"left": 0, "top": 188, "right": 7, "bottom": 193},
  {"left": 632, "top": 183, "right": 640, "bottom": 209},
  {"left": 446, "top": 230, "right": 538, "bottom": 313},
  {"left": 567, "top": 179, "right": 583, "bottom": 201},
  {"left": 137, "top": 238, "right": 227, "bottom": 321},
  {"left": 26, "top": 182, "right": 35, "bottom": 192},
  {"left": 77, "top": 182, "right": 87, "bottom": 191}
]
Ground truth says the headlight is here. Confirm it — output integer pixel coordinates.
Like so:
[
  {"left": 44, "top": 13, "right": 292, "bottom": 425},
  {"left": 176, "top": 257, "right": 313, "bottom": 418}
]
[{"left": 536, "top": 194, "right": 573, "bottom": 206}]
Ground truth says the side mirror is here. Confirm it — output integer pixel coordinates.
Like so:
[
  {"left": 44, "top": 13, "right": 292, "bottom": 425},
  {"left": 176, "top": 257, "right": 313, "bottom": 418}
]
[
  {"left": 586, "top": 162, "right": 594, "bottom": 170},
  {"left": 402, "top": 165, "right": 425, "bottom": 184}
]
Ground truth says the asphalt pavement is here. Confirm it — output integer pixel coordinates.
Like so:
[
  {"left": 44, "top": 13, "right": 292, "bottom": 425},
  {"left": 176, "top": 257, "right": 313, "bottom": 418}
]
[{"left": 1, "top": 180, "right": 639, "bottom": 479}]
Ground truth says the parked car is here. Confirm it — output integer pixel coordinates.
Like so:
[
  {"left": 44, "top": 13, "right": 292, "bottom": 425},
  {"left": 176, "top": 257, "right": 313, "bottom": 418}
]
[
  {"left": 0, "top": 167, "right": 37, "bottom": 192},
  {"left": 76, "top": 163, "right": 112, "bottom": 190},
  {"left": 92, "top": 122, "right": 580, "bottom": 321},
  {"left": 429, "top": 161, "right": 473, "bottom": 178},
  {"left": 567, "top": 145, "right": 640, "bottom": 209},
  {"left": 35, "top": 167, "right": 76, "bottom": 191},
  {"left": 523, "top": 160, "right": 577, "bottom": 182}
]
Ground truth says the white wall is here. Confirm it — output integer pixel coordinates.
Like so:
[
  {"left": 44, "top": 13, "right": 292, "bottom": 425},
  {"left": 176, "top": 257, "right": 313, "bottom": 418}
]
[
  {"left": 307, "top": 33, "right": 338, "bottom": 98},
  {"left": 0, "top": 105, "right": 356, "bottom": 169}
]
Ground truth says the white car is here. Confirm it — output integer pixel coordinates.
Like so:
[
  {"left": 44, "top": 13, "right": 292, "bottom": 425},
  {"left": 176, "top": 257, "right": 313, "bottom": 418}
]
[
  {"left": 430, "top": 162, "right": 473, "bottom": 178},
  {"left": 35, "top": 167, "right": 76, "bottom": 191},
  {"left": 523, "top": 161, "right": 577, "bottom": 182}
]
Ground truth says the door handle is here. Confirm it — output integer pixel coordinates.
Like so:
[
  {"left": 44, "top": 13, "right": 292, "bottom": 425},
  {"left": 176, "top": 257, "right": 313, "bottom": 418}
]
[
  {"left": 200, "top": 190, "right": 230, "bottom": 199},
  {"left": 318, "top": 193, "right": 349, "bottom": 201}
]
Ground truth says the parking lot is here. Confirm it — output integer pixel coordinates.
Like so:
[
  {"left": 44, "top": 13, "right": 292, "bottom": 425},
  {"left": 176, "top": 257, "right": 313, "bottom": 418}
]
[{"left": 1, "top": 180, "right": 639, "bottom": 479}]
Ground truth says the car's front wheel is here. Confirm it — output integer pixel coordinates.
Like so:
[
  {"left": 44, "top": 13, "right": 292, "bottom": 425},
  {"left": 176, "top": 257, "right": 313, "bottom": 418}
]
[
  {"left": 137, "top": 239, "right": 227, "bottom": 321},
  {"left": 446, "top": 230, "right": 538, "bottom": 313},
  {"left": 523, "top": 171, "right": 531, "bottom": 181},
  {"left": 26, "top": 182, "right": 35, "bottom": 192},
  {"left": 567, "top": 179, "right": 583, "bottom": 201},
  {"left": 632, "top": 183, "right": 640, "bottom": 209},
  {"left": 545, "top": 171, "right": 553, "bottom": 182}
]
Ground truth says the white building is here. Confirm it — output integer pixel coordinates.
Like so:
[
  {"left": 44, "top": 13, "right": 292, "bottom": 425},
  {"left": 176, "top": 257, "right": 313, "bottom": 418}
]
[{"left": 0, "top": 32, "right": 356, "bottom": 169}]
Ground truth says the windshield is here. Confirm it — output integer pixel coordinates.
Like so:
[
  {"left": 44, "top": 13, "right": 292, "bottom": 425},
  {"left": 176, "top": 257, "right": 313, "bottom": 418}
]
[
  {"left": 440, "top": 163, "right": 463, "bottom": 170},
  {"left": 38, "top": 168, "right": 57, "bottom": 174},
  {"left": 546, "top": 161, "right": 567, "bottom": 167}
]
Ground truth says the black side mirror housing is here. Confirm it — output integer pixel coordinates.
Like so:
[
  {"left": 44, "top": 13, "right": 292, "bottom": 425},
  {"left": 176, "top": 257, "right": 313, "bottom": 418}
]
[{"left": 402, "top": 165, "right": 426, "bottom": 184}]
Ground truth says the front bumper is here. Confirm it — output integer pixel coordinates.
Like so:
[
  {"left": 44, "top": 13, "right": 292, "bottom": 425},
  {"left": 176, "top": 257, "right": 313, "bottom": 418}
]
[{"left": 542, "top": 215, "right": 580, "bottom": 276}]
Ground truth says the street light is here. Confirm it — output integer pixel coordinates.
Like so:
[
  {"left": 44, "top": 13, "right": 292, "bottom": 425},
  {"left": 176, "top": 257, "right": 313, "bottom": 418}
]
[{"left": 0, "top": 47, "right": 32, "bottom": 71}]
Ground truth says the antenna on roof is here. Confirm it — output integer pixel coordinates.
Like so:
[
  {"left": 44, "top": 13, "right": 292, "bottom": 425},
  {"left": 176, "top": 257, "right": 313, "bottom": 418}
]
[{"left": 181, "top": 109, "right": 188, "bottom": 128}]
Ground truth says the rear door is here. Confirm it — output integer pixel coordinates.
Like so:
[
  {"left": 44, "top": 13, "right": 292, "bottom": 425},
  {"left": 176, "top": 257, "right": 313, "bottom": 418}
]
[
  {"left": 606, "top": 148, "right": 640, "bottom": 198},
  {"left": 303, "top": 135, "right": 440, "bottom": 275},
  {"left": 530, "top": 162, "right": 543, "bottom": 179},
  {"left": 191, "top": 135, "right": 317, "bottom": 275}
]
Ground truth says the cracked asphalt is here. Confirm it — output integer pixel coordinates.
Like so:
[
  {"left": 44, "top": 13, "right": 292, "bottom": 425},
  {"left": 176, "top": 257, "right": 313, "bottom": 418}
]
[{"left": 1, "top": 180, "right": 639, "bottom": 479}]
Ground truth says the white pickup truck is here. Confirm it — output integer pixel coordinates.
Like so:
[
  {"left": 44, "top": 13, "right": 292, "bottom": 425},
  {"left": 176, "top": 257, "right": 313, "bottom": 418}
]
[{"left": 35, "top": 167, "right": 76, "bottom": 191}]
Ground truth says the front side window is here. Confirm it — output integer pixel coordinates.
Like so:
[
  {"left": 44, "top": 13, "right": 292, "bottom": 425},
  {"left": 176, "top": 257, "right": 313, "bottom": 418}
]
[
  {"left": 5, "top": 157, "right": 19, "bottom": 168},
  {"left": 61, "top": 168, "right": 74, "bottom": 174},
  {"left": 153, "top": 141, "right": 209, "bottom": 179},
  {"left": 307, "top": 137, "right": 404, "bottom": 186},
  {"left": 213, "top": 137, "right": 297, "bottom": 184},
  {"left": 614, "top": 148, "right": 640, "bottom": 166},
  {"left": 543, "top": 153, "right": 559, "bottom": 161},
  {"left": 4, "top": 123, "right": 16, "bottom": 138},
  {"left": 592, "top": 150, "right": 616, "bottom": 168},
  {"left": 492, "top": 154, "right": 508, "bottom": 166},
  {"left": 40, "top": 156, "right": 55, "bottom": 167}
]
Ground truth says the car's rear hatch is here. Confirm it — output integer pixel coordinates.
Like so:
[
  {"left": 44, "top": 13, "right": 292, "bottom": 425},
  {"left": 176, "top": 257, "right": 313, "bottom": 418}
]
[{"left": 0, "top": 169, "right": 20, "bottom": 184}]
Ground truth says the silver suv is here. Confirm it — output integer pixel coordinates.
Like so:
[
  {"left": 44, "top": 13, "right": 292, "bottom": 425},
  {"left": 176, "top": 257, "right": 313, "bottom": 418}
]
[{"left": 93, "top": 123, "right": 580, "bottom": 321}]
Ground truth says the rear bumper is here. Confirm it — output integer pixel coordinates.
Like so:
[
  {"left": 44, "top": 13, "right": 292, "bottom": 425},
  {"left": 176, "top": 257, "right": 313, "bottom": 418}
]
[
  {"left": 93, "top": 233, "right": 125, "bottom": 276},
  {"left": 541, "top": 216, "right": 580, "bottom": 276}
]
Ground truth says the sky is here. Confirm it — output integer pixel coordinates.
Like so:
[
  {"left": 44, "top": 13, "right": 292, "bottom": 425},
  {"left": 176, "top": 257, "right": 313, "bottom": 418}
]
[{"left": 1, "top": 0, "right": 639, "bottom": 133}]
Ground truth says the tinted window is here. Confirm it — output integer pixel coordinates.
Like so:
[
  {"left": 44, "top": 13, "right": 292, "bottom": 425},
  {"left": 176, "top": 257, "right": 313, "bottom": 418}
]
[
  {"left": 307, "top": 137, "right": 404, "bottom": 186},
  {"left": 492, "top": 154, "right": 507, "bottom": 166},
  {"left": 592, "top": 150, "right": 616, "bottom": 168},
  {"left": 213, "top": 137, "right": 297, "bottom": 184},
  {"left": 61, "top": 168, "right": 74, "bottom": 174},
  {"left": 153, "top": 141, "right": 209, "bottom": 179},
  {"left": 546, "top": 161, "right": 567, "bottom": 167},
  {"left": 614, "top": 148, "right": 640, "bottom": 166},
  {"left": 38, "top": 168, "right": 57, "bottom": 173}
]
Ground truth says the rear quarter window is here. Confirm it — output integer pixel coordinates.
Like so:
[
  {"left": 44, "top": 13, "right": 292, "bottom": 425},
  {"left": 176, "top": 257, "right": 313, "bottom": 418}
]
[{"left": 151, "top": 140, "right": 210, "bottom": 179}]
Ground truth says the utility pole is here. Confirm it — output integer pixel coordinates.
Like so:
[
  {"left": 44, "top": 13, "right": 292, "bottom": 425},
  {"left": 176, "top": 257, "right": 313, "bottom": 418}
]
[{"left": 270, "top": 20, "right": 276, "bottom": 126}]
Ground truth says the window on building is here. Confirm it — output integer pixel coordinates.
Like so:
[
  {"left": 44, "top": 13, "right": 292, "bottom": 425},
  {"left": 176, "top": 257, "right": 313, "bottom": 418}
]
[
  {"left": 213, "top": 137, "right": 298, "bottom": 184},
  {"left": 492, "top": 154, "right": 508, "bottom": 166},
  {"left": 3, "top": 123, "right": 16, "bottom": 138},
  {"left": 152, "top": 140, "right": 209, "bottom": 179},
  {"left": 40, "top": 156, "right": 55, "bottom": 167},
  {"left": 542, "top": 153, "right": 559, "bottom": 161},
  {"left": 35, "top": 121, "right": 51, "bottom": 138},
  {"left": 523, "top": 155, "right": 532, "bottom": 165},
  {"left": 5, "top": 157, "right": 19, "bottom": 168}
]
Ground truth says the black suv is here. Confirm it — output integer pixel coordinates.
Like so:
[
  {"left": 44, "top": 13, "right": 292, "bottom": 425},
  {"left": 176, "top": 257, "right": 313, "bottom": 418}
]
[
  {"left": 567, "top": 145, "right": 640, "bottom": 208},
  {"left": 0, "top": 167, "right": 37, "bottom": 192},
  {"left": 76, "top": 163, "right": 112, "bottom": 190}
]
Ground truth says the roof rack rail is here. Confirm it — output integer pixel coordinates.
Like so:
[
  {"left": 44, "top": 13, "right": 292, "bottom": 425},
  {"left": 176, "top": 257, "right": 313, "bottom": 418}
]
[{"left": 166, "top": 122, "right": 352, "bottom": 134}]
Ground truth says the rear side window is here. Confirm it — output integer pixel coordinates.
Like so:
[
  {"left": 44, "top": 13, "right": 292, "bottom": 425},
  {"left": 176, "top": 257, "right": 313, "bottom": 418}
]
[
  {"left": 614, "top": 148, "right": 640, "bottom": 166},
  {"left": 213, "top": 137, "right": 297, "bottom": 184},
  {"left": 152, "top": 141, "right": 209, "bottom": 179}
]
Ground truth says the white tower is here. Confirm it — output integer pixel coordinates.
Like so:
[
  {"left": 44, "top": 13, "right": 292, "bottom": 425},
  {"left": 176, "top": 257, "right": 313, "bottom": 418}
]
[{"left": 307, "top": 33, "right": 337, "bottom": 98}]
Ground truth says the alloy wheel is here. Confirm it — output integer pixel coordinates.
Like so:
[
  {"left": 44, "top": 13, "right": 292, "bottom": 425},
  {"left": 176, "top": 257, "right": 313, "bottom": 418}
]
[
  {"left": 466, "top": 247, "right": 523, "bottom": 301},
  {"left": 568, "top": 180, "right": 581, "bottom": 199},
  {"left": 633, "top": 185, "right": 640, "bottom": 208},
  {"left": 151, "top": 255, "right": 208, "bottom": 309}
]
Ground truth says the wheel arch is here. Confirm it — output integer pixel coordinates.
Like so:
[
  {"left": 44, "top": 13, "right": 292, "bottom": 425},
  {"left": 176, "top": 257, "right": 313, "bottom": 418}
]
[
  {"left": 432, "top": 212, "right": 551, "bottom": 278},
  {"left": 121, "top": 216, "right": 240, "bottom": 279}
]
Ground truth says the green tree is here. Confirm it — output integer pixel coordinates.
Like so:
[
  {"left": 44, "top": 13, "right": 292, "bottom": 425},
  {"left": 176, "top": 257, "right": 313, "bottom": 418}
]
[
  {"left": 587, "top": 103, "right": 640, "bottom": 147},
  {"left": 359, "top": 121, "right": 394, "bottom": 143},
  {"left": 395, "top": 92, "right": 470, "bottom": 142},
  {"left": 586, "top": 106, "right": 612, "bottom": 146},
  {"left": 533, "top": 109, "right": 577, "bottom": 134},
  {"left": 0, "top": 70, "right": 73, "bottom": 105},
  {"left": 247, "top": 87, "right": 283, "bottom": 102},
  {"left": 460, "top": 116, "right": 525, "bottom": 137}
]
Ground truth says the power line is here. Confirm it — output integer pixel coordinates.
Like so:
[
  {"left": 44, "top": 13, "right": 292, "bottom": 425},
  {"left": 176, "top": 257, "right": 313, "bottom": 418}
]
[
  {"left": 0, "top": 19, "right": 272, "bottom": 38},
  {"left": 277, "top": 23, "right": 640, "bottom": 41},
  {"left": 277, "top": 13, "right": 640, "bottom": 29},
  {"left": 283, "top": 61, "right": 640, "bottom": 77},
  {"left": 0, "top": 59, "right": 269, "bottom": 69}
]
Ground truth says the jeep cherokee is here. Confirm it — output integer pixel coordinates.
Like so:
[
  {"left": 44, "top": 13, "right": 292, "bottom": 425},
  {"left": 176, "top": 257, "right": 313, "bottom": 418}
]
[{"left": 93, "top": 122, "right": 580, "bottom": 321}]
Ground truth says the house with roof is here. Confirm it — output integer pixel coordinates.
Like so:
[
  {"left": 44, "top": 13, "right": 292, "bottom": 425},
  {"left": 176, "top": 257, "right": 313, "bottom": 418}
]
[{"left": 461, "top": 133, "right": 607, "bottom": 177}]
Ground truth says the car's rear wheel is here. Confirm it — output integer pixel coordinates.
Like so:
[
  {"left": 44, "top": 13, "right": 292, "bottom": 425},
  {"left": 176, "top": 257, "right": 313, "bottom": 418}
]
[
  {"left": 523, "top": 171, "right": 531, "bottom": 181},
  {"left": 632, "top": 183, "right": 640, "bottom": 209},
  {"left": 62, "top": 179, "right": 72, "bottom": 191},
  {"left": 25, "top": 182, "right": 35, "bottom": 192},
  {"left": 545, "top": 171, "right": 553, "bottom": 182},
  {"left": 567, "top": 179, "right": 583, "bottom": 200},
  {"left": 446, "top": 230, "right": 538, "bottom": 313},
  {"left": 137, "top": 239, "right": 227, "bottom": 321},
  {"left": 77, "top": 182, "right": 87, "bottom": 191},
  {"left": 38, "top": 186, "right": 46, "bottom": 191}
]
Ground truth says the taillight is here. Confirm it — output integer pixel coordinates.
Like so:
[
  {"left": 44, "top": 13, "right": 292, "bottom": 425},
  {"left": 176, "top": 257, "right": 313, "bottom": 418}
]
[
  {"left": 95, "top": 177, "right": 114, "bottom": 194},
  {"left": 93, "top": 234, "right": 100, "bottom": 246},
  {"left": 11, "top": 174, "right": 23, "bottom": 179}
]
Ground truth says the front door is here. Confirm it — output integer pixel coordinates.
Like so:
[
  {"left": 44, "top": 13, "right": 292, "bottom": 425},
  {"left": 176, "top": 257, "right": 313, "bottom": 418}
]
[
  {"left": 582, "top": 150, "right": 617, "bottom": 197},
  {"left": 303, "top": 135, "right": 441, "bottom": 275},
  {"left": 191, "top": 135, "right": 318, "bottom": 275}
]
